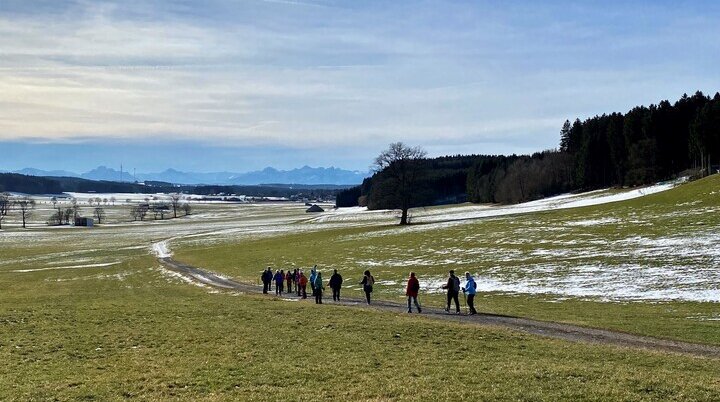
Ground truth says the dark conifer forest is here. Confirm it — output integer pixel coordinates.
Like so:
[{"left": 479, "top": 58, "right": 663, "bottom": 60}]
[{"left": 338, "top": 91, "right": 720, "bottom": 208}]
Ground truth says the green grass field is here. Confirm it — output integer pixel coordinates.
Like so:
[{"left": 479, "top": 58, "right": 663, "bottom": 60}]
[
  {"left": 1, "top": 258, "right": 719, "bottom": 401},
  {"left": 1, "top": 177, "right": 719, "bottom": 400}
]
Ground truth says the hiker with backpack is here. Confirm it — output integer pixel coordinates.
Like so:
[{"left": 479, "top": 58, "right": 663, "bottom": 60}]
[
  {"left": 328, "top": 269, "right": 343, "bottom": 301},
  {"left": 298, "top": 270, "right": 308, "bottom": 299},
  {"left": 360, "top": 270, "right": 375, "bottom": 305},
  {"left": 274, "top": 269, "right": 285, "bottom": 295},
  {"left": 442, "top": 270, "right": 461, "bottom": 314},
  {"left": 405, "top": 272, "right": 421, "bottom": 313},
  {"left": 314, "top": 271, "right": 324, "bottom": 304},
  {"left": 309, "top": 266, "right": 318, "bottom": 296},
  {"left": 462, "top": 272, "right": 478, "bottom": 315}
]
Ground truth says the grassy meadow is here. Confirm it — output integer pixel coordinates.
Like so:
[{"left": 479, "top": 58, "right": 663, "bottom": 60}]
[
  {"left": 1, "top": 258, "right": 719, "bottom": 401},
  {"left": 175, "top": 175, "right": 720, "bottom": 345}
]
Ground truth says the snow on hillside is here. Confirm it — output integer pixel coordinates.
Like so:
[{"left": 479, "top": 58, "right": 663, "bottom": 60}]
[{"left": 319, "top": 179, "right": 683, "bottom": 225}]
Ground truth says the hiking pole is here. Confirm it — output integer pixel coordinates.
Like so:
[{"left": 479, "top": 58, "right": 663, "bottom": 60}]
[{"left": 462, "top": 290, "right": 468, "bottom": 315}]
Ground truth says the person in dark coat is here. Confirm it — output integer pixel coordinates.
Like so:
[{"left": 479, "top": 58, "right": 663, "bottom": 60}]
[
  {"left": 328, "top": 269, "right": 343, "bottom": 301},
  {"left": 261, "top": 267, "right": 273, "bottom": 294},
  {"left": 274, "top": 270, "right": 285, "bottom": 295},
  {"left": 285, "top": 270, "right": 293, "bottom": 294},
  {"left": 314, "top": 272, "right": 324, "bottom": 304},
  {"left": 405, "top": 272, "right": 421, "bottom": 313},
  {"left": 442, "top": 270, "right": 460, "bottom": 314},
  {"left": 294, "top": 269, "right": 300, "bottom": 296},
  {"left": 261, "top": 269, "right": 267, "bottom": 294},
  {"left": 359, "top": 270, "right": 375, "bottom": 305},
  {"left": 309, "top": 266, "right": 317, "bottom": 296}
]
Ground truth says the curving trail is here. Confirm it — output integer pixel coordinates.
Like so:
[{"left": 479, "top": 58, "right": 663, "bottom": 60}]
[{"left": 159, "top": 256, "right": 720, "bottom": 359}]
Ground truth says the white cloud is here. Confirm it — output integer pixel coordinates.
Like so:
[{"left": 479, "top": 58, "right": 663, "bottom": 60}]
[{"left": 0, "top": 0, "right": 719, "bottom": 158}]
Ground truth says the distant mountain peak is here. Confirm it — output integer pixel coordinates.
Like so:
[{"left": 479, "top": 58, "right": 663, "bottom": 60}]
[{"left": 11, "top": 165, "right": 370, "bottom": 186}]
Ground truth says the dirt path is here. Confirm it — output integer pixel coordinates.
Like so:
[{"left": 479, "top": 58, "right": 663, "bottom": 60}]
[{"left": 160, "top": 257, "right": 720, "bottom": 359}]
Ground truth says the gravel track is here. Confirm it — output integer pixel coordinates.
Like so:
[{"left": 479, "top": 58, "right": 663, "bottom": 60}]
[{"left": 160, "top": 257, "right": 720, "bottom": 359}]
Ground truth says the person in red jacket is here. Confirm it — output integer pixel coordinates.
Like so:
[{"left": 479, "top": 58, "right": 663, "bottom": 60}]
[
  {"left": 298, "top": 270, "right": 308, "bottom": 299},
  {"left": 405, "top": 272, "right": 422, "bottom": 313}
]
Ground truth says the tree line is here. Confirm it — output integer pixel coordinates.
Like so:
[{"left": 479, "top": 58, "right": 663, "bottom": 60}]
[
  {"left": 0, "top": 192, "right": 194, "bottom": 229},
  {"left": 0, "top": 193, "right": 35, "bottom": 229},
  {"left": 338, "top": 91, "right": 720, "bottom": 215},
  {"left": 0, "top": 173, "right": 347, "bottom": 199},
  {"left": 561, "top": 91, "right": 719, "bottom": 188}
]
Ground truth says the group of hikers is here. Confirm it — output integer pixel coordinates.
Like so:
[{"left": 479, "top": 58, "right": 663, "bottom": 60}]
[
  {"left": 260, "top": 266, "right": 479, "bottom": 315},
  {"left": 260, "top": 265, "right": 354, "bottom": 304}
]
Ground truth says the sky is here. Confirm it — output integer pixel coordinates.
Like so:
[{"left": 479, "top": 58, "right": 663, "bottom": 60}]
[{"left": 1, "top": 0, "right": 720, "bottom": 173}]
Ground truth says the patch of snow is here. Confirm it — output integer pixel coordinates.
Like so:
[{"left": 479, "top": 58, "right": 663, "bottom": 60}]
[
  {"left": 151, "top": 240, "right": 172, "bottom": 258},
  {"left": 565, "top": 217, "right": 619, "bottom": 227},
  {"left": 319, "top": 179, "right": 684, "bottom": 228},
  {"left": 9, "top": 261, "right": 121, "bottom": 273},
  {"left": 413, "top": 260, "right": 720, "bottom": 303}
]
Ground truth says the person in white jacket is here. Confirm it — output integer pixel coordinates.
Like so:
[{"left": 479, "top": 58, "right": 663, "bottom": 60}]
[{"left": 462, "top": 272, "right": 478, "bottom": 315}]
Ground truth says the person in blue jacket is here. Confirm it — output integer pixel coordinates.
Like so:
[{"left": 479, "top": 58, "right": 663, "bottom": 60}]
[
  {"left": 462, "top": 271, "right": 478, "bottom": 315},
  {"left": 274, "top": 269, "right": 285, "bottom": 295}
]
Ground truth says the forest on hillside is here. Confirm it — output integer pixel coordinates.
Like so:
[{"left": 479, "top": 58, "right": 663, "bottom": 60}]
[{"left": 338, "top": 91, "right": 720, "bottom": 209}]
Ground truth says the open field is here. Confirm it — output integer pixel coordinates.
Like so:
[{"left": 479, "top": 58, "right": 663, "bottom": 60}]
[
  {"left": 1, "top": 176, "right": 719, "bottom": 399},
  {"left": 1, "top": 257, "right": 720, "bottom": 401},
  {"left": 173, "top": 176, "right": 720, "bottom": 345}
]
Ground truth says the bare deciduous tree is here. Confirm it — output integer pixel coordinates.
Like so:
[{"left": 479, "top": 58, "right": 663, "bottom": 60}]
[
  {"left": 130, "top": 206, "right": 139, "bottom": 221},
  {"left": 374, "top": 142, "right": 427, "bottom": 225},
  {"left": 131, "top": 204, "right": 148, "bottom": 221},
  {"left": 182, "top": 203, "right": 192, "bottom": 216},
  {"left": 0, "top": 192, "right": 11, "bottom": 229},
  {"left": 152, "top": 205, "right": 167, "bottom": 220},
  {"left": 70, "top": 198, "right": 80, "bottom": 220},
  {"left": 16, "top": 196, "right": 35, "bottom": 228},
  {"left": 170, "top": 193, "right": 181, "bottom": 218},
  {"left": 49, "top": 196, "right": 64, "bottom": 226},
  {"left": 93, "top": 207, "right": 105, "bottom": 224},
  {"left": 64, "top": 208, "right": 74, "bottom": 225}
]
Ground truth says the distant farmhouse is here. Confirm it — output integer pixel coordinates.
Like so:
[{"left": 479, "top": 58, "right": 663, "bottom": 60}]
[
  {"left": 306, "top": 204, "right": 324, "bottom": 213},
  {"left": 74, "top": 217, "right": 94, "bottom": 227}
]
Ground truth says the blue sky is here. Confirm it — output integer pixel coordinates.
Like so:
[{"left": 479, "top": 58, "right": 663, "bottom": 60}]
[{"left": 1, "top": 0, "right": 719, "bottom": 173}]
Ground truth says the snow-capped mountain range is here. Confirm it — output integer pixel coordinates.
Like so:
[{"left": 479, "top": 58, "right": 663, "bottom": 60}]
[{"left": 7, "top": 166, "right": 369, "bottom": 185}]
